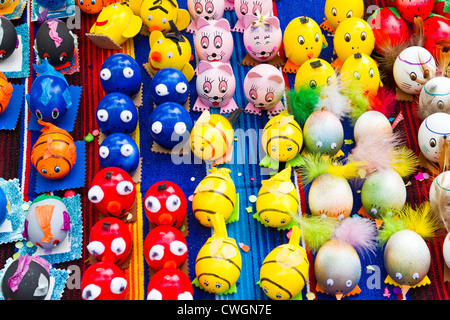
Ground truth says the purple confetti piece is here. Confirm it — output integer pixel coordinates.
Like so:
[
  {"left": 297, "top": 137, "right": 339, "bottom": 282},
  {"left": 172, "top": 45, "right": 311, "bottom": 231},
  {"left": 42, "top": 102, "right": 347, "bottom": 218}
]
[{"left": 393, "top": 287, "right": 402, "bottom": 295}]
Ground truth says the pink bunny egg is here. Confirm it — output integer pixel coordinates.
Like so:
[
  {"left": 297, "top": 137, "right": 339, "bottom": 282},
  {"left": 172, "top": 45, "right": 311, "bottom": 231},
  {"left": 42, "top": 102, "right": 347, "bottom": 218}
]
[
  {"left": 194, "top": 18, "right": 234, "bottom": 63},
  {"left": 232, "top": 0, "right": 273, "bottom": 32},
  {"left": 187, "top": 0, "right": 225, "bottom": 33}
]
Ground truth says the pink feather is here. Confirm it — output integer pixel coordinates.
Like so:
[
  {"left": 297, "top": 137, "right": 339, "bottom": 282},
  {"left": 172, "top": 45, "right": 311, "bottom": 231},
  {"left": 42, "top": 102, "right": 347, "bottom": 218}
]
[{"left": 333, "top": 217, "right": 377, "bottom": 256}]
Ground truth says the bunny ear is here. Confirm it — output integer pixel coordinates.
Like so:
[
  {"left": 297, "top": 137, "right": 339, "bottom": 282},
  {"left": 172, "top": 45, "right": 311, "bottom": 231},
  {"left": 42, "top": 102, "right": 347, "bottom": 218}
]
[
  {"left": 218, "top": 62, "right": 233, "bottom": 76},
  {"left": 243, "top": 13, "right": 258, "bottom": 29},
  {"left": 265, "top": 16, "right": 280, "bottom": 29},
  {"left": 214, "top": 18, "right": 231, "bottom": 32},
  {"left": 197, "top": 60, "right": 215, "bottom": 74},
  {"left": 196, "top": 17, "right": 210, "bottom": 29},
  {"left": 247, "top": 70, "right": 263, "bottom": 79},
  {"left": 268, "top": 74, "right": 284, "bottom": 84}
]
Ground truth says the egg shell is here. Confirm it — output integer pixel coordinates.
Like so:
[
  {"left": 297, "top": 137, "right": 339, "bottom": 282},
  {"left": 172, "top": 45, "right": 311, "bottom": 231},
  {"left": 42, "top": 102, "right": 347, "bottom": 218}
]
[
  {"left": 429, "top": 171, "right": 450, "bottom": 216},
  {"left": 418, "top": 77, "right": 450, "bottom": 120},
  {"left": 353, "top": 110, "right": 393, "bottom": 143},
  {"left": 418, "top": 112, "right": 450, "bottom": 163}
]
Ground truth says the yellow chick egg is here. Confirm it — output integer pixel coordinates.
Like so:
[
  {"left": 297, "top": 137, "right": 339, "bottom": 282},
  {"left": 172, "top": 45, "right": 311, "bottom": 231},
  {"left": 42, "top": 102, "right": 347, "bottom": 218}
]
[
  {"left": 340, "top": 52, "right": 382, "bottom": 96},
  {"left": 140, "top": 0, "right": 190, "bottom": 33},
  {"left": 324, "top": 0, "right": 365, "bottom": 30},
  {"left": 294, "top": 58, "right": 337, "bottom": 90}
]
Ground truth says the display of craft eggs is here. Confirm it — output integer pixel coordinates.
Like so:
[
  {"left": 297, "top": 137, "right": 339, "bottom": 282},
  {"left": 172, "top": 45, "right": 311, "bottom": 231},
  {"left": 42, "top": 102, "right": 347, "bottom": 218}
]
[
  {"left": 361, "top": 169, "right": 406, "bottom": 219},
  {"left": 418, "top": 112, "right": 450, "bottom": 163},
  {"left": 150, "top": 68, "right": 189, "bottom": 106},
  {"left": 147, "top": 268, "right": 193, "bottom": 300},
  {"left": 294, "top": 58, "right": 336, "bottom": 90},
  {"left": 303, "top": 109, "right": 344, "bottom": 156},
  {"left": 96, "top": 92, "right": 138, "bottom": 135},
  {"left": 81, "top": 261, "right": 128, "bottom": 300},
  {"left": 23, "top": 194, "right": 70, "bottom": 250},
  {"left": 99, "top": 133, "right": 140, "bottom": 176},
  {"left": 0, "top": 16, "right": 16, "bottom": 61},
  {"left": 308, "top": 173, "right": 353, "bottom": 219},
  {"left": 353, "top": 110, "right": 393, "bottom": 143},
  {"left": 418, "top": 77, "right": 450, "bottom": 119},
  {"left": 324, "top": 0, "right": 365, "bottom": 30}
]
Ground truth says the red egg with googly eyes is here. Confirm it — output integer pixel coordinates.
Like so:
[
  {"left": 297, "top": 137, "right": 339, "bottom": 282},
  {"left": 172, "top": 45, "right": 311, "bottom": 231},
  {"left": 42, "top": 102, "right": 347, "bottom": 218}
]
[
  {"left": 144, "top": 181, "right": 187, "bottom": 228},
  {"left": 87, "top": 217, "right": 132, "bottom": 266},
  {"left": 81, "top": 261, "right": 128, "bottom": 300},
  {"left": 88, "top": 167, "right": 136, "bottom": 219},
  {"left": 143, "top": 225, "right": 188, "bottom": 271},
  {"left": 146, "top": 268, "right": 193, "bottom": 300}
]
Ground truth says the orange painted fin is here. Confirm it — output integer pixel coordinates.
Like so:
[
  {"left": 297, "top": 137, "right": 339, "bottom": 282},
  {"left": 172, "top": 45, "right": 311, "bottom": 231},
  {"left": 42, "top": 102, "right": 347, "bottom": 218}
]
[{"left": 35, "top": 204, "right": 55, "bottom": 243}]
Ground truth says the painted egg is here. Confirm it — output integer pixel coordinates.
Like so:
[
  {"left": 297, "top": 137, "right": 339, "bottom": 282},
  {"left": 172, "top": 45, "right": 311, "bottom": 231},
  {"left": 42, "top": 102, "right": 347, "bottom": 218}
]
[
  {"left": 418, "top": 76, "right": 450, "bottom": 120},
  {"left": 443, "top": 232, "right": 450, "bottom": 269},
  {"left": 308, "top": 173, "right": 353, "bottom": 219},
  {"left": 81, "top": 261, "right": 128, "bottom": 300},
  {"left": 0, "top": 187, "right": 9, "bottom": 227},
  {"left": 1, "top": 255, "right": 51, "bottom": 300},
  {"left": 303, "top": 109, "right": 344, "bottom": 156},
  {"left": 361, "top": 168, "right": 406, "bottom": 219},
  {"left": 35, "top": 0, "right": 67, "bottom": 10},
  {"left": 150, "top": 68, "right": 189, "bottom": 106},
  {"left": 314, "top": 239, "right": 361, "bottom": 299},
  {"left": 429, "top": 171, "right": 450, "bottom": 210},
  {"left": 418, "top": 112, "right": 450, "bottom": 163},
  {"left": 294, "top": 58, "right": 336, "bottom": 90},
  {"left": 353, "top": 110, "right": 393, "bottom": 143},
  {"left": 35, "top": 20, "right": 75, "bottom": 69},
  {"left": 96, "top": 92, "right": 138, "bottom": 136},
  {"left": 147, "top": 268, "right": 193, "bottom": 300},
  {"left": 384, "top": 229, "right": 431, "bottom": 287},
  {"left": 23, "top": 194, "right": 70, "bottom": 250},
  {"left": 0, "top": 71, "right": 13, "bottom": 115},
  {"left": 100, "top": 53, "right": 142, "bottom": 98},
  {"left": 340, "top": 52, "right": 381, "bottom": 96},
  {"left": 324, "top": 0, "right": 365, "bottom": 30},
  {"left": 99, "top": 133, "right": 140, "bottom": 176},
  {"left": 150, "top": 102, "right": 193, "bottom": 150},
  {"left": 0, "top": 16, "right": 17, "bottom": 61},
  {"left": 0, "top": 0, "right": 15, "bottom": 10}
]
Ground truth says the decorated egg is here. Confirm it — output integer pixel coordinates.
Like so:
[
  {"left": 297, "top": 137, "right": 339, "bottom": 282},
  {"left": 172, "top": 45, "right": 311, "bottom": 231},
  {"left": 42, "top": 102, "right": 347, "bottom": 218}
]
[
  {"left": 0, "top": 71, "right": 13, "bottom": 115},
  {"left": 96, "top": 92, "right": 138, "bottom": 135},
  {"left": 294, "top": 58, "right": 336, "bottom": 90},
  {"left": 324, "top": 0, "right": 364, "bottom": 30},
  {"left": 303, "top": 109, "right": 344, "bottom": 156},
  {"left": 35, "top": 20, "right": 75, "bottom": 69},
  {"left": 443, "top": 232, "right": 450, "bottom": 269},
  {"left": 143, "top": 225, "right": 188, "bottom": 271},
  {"left": 35, "top": 0, "right": 67, "bottom": 10},
  {"left": 22, "top": 194, "right": 70, "bottom": 250},
  {"left": 361, "top": 168, "right": 406, "bottom": 218},
  {"left": 422, "top": 14, "right": 450, "bottom": 60},
  {"left": 418, "top": 112, "right": 450, "bottom": 163},
  {"left": 140, "top": 0, "right": 190, "bottom": 33},
  {"left": 144, "top": 180, "right": 187, "bottom": 228},
  {"left": 308, "top": 173, "right": 353, "bottom": 219},
  {"left": 150, "top": 68, "right": 189, "bottom": 106},
  {"left": 0, "top": 17, "right": 16, "bottom": 61},
  {"left": 87, "top": 167, "right": 136, "bottom": 219},
  {"left": 353, "top": 110, "right": 393, "bottom": 143},
  {"left": 31, "top": 120, "right": 77, "bottom": 180},
  {"left": 384, "top": 229, "right": 431, "bottom": 289},
  {"left": 187, "top": 0, "right": 225, "bottom": 33},
  {"left": 393, "top": 46, "right": 436, "bottom": 95},
  {"left": 1, "top": 255, "right": 51, "bottom": 300},
  {"left": 194, "top": 18, "right": 233, "bottom": 64},
  {"left": 340, "top": 52, "right": 382, "bottom": 96},
  {"left": 149, "top": 102, "right": 193, "bottom": 150},
  {"left": 418, "top": 77, "right": 450, "bottom": 119},
  {"left": 232, "top": 0, "right": 273, "bottom": 32},
  {"left": 0, "top": 0, "right": 14, "bottom": 10},
  {"left": 81, "top": 261, "right": 128, "bottom": 300},
  {"left": 0, "top": 187, "right": 8, "bottom": 227},
  {"left": 429, "top": 171, "right": 450, "bottom": 209},
  {"left": 100, "top": 53, "right": 142, "bottom": 98},
  {"left": 314, "top": 239, "right": 361, "bottom": 299},
  {"left": 99, "top": 133, "right": 140, "bottom": 176},
  {"left": 76, "top": 0, "right": 105, "bottom": 14},
  {"left": 87, "top": 217, "right": 132, "bottom": 266},
  {"left": 395, "top": 0, "right": 434, "bottom": 22},
  {"left": 283, "top": 16, "right": 327, "bottom": 73},
  {"left": 334, "top": 18, "right": 375, "bottom": 63},
  {"left": 27, "top": 60, "right": 72, "bottom": 125},
  {"left": 147, "top": 268, "right": 193, "bottom": 300}
]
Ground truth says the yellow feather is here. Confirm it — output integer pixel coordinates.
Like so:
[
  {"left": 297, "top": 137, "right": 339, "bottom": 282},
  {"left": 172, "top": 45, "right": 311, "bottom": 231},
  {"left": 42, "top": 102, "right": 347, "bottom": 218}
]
[
  {"left": 400, "top": 202, "right": 439, "bottom": 239},
  {"left": 327, "top": 161, "right": 363, "bottom": 180},
  {"left": 390, "top": 147, "right": 418, "bottom": 178}
]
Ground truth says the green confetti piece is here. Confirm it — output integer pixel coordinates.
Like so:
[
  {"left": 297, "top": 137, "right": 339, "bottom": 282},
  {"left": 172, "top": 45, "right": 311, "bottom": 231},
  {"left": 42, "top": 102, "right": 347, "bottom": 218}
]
[
  {"left": 246, "top": 206, "right": 253, "bottom": 213},
  {"left": 84, "top": 133, "right": 94, "bottom": 142}
]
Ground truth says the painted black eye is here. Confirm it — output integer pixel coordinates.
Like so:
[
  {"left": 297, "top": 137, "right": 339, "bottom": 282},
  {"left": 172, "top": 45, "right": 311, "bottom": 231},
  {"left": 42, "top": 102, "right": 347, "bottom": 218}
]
[
  {"left": 346, "top": 10, "right": 353, "bottom": 18},
  {"left": 54, "top": 166, "right": 60, "bottom": 173},
  {"left": 410, "top": 72, "right": 417, "bottom": 81},
  {"left": 429, "top": 138, "right": 437, "bottom": 148},
  {"left": 298, "top": 36, "right": 305, "bottom": 45},
  {"left": 41, "top": 168, "right": 47, "bottom": 174},
  {"left": 361, "top": 31, "right": 366, "bottom": 41},
  {"left": 36, "top": 110, "right": 43, "bottom": 119},
  {"left": 52, "top": 109, "right": 59, "bottom": 119},
  {"left": 309, "top": 80, "right": 317, "bottom": 88},
  {"left": 331, "top": 7, "right": 337, "bottom": 16},
  {"left": 344, "top": 33, "right": 351, "bottom": 42}
]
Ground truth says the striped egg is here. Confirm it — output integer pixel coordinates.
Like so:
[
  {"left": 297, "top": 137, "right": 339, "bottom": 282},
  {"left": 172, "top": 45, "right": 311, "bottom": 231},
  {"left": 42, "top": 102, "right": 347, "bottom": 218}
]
[
  {"left": 31, "top": 120, "right": 77, "bottom": 180},
  {"left": 261, "top": 111, "right": 303, "bottom": 162},
  {"left": 192, "top": 167, "right": 236, "bottom": 227}
]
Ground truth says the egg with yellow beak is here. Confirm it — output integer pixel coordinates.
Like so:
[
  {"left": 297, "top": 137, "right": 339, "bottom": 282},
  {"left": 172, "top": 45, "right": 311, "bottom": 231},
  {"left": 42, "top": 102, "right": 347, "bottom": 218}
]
[{"left": 139, "top": 0, "right": 190, "bottom": 33}]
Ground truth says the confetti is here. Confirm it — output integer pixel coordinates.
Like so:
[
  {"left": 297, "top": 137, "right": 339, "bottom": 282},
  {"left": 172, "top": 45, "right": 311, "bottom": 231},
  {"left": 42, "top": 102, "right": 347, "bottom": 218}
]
[
  {"left": 188, "top": 194, "right": 194, "bottom": 202},
  {"left": 382, "top": 287, "right": 391, "bottom": 298},
  {"left": 84, "top": 133, "right": 94, "bottom": 142},
  {"left": 238, "top": 172, "right": 242, "bottom": 177},
  {"left": 190, "top": 177, "right": 195, "bottom": 182},
  {"left": 286, "top": 228, "right": 292, "bottom": 239},
  {"left": 344, "top": 139, "right": 354, "bottom": 145},
  {"left": 306, "top": 292, "right": 316, "bottom": 300},
  {"left": 391, "top": 111, "right": 404, "bottom": 129},
  {"left": 250, "top": 177, "right": 255, "bottom": 181},
  {"left": 92, "top": 129, "right": 100, "bottom": 137},
  {"left": 366, "top": 265, "right": 375, "bottom": 271},
  {"left": 21, "top": 203, "right": 29, "bottom": 211},
  {"left": 246, "top": 206, "right": 253, "bottom": 213},
  {"left": 249, "top": 195, "right": 257, "bottom": 203},
  {"left": 357, "top": 168, "right": 367, "bottom": 179},
  {"left": 423, "top": 172, "right": 429, "bottom": 179},
  {"left": 415, "top": 172, "right": 425, "bottom": 181},
  {"left": 392, "top": 287, "right": 402, "bottom": 295},
  {"left": 239, "top": 242, "right": 250, "bottom": 252}
]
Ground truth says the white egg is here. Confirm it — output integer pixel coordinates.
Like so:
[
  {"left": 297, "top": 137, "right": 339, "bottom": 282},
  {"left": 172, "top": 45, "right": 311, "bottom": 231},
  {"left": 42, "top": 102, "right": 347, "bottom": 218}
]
[{"left": 418, "top": 112, "right": 450, "bottom": 163}]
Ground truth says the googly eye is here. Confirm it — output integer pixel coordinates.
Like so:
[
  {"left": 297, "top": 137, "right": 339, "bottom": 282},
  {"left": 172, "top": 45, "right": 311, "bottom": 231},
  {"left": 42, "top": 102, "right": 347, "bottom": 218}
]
[
  {"left": 412, "top": 273, "right": 420, "bottom": 280},
  {"left": 110, "top": 277, "right": 127, "bottom": 295},
  {"left": 316, "top": 141, "right": 323, "bottom": 148},
  {"left": 97, "top": 109, "right": 109, "bottom": 122},
  {"left": 167, "top": 52, "right": 173, "bottom": 58},
  {"left": 120, "top": 110, "right": 133, "bottom": 123},
  {"left": 82, "top": 284, "right": 101, "bottom": 300},
  {"left": 174, "top": 122, "right": 187, "bottom": 135},
  {"left": 86, "top": 240, "right": 105, "bottom": 257},
  {"left": 161, "top": 18, "right": 167, "bottom": 24},
  {"left": 155, "top": 84, "right": 169, "bottom": 96},
  {"left": 175, "top": 82, "right": 187, "bottom": 94},
  {"left": 147, "top": 15, "right": 153, "bottom": 21},
  {"left": 170, "top": 240, "right": 187, "bottom": 256},
  {"left": 395, "top": 272, "right": 402, "bottom": 280},
  {"left": 331, "top": 142, "right": 337, "bottom": 149},
  {"left": 120, "top": 144, "right": 134, "bottom": 157},
  {"left": 100, "top": 68, "right": 111, "bottom": 81},
  {"left": 370, "top": 208, "right": 377, "bottom": 215},
  {"left": 111, "top": 237, "right": 127, "bottom": 256},
  {"left": 151, "top": 121, "right": 163, "bottom": 134},
  {"left": 166, "top": 195, "right": 181, "bottom": 212},
  {"left": 327, "top": 279, "right": 334, "bottom": 286},
  {"left": 99, "top": 146, "right": 109, "bottom": 159},
  {"left": 145, "top": 196, "right": 161, "bottom": 213},
  {"left": 157, "top": 39, "right": 163, "bottom": 45},
  {"left": 147, "top": 289, "right": 163, "bottom": 300},
  {"left": 123, "top": 67, "right": 134, "bottom": 79},
  {"left": 345, "top": 280, "right": 353, "bottom": 287},
  {"left": 369, "top": 68, "right": 374, "bottom": 78},
  {"left": 116, "top": 181, "right": 134, "bottom": 195},
  {"left": 149, "top": 244, "right": 164, "bottom": 261},
  {"left": 88, "top": 185, "right": 104, "bottom": 204},
  {"left": 298, "top": 35, "right": 305, "bottom": 45}
]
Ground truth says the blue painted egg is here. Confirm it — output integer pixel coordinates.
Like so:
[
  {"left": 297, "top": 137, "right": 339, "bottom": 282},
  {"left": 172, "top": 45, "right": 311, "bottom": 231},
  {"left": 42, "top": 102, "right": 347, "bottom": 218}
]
[
  {"left": 0, "top": 187, "right": 8, "bottom": 227},
  {"left": 149, "top": 102, "right": 193, "bottom": 149},
  {"left": 96, "top": 92, "right": 138, "bottom": 135},
  {"left": 100, "top": 53, "right": 142, "bottom": 98},
  {"left": 150, "top": 68, "right": 189, "bottom": 106},
  {"left": 35, "top": 0, "right": 67, "bottom": 10},
  {"left": 99, "top": 133, "right": 140, "bottom": 176}
]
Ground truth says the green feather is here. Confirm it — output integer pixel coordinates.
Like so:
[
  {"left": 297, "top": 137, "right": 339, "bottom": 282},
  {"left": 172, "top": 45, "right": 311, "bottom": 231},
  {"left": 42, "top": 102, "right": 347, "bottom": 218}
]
[
  {"left": 298, "top": 153, "right": 330, "bottom": 185},
  {"left": 286, "top": 85, "right": 322, "bottom": 127},
  {"left": 376, "top": 214, "right": 406, "bottom": 247}
]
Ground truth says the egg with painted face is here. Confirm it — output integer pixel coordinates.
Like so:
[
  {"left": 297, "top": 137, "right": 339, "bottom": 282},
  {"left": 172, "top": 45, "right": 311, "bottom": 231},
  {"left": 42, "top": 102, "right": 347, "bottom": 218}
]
[
  {"left": 340, "top": 52, "right": 382, "bottom": 96},
  {"left": 334, "top": 18, "right": 375, "bottom": 63},
  {"left": 294, "top": 58, "right": 336, "bottom": 90},
  {"left": 393, "top": 46, "right": 436, "bottom": 95},
  {"left": 146, "top": 268, "right": 193, "bottom": 300},
  {"left": 99, "top": 133, "right": 140, "bottom": 176},
  {"left": 141, "top": 0, "right": 190, "bottom": 33},
  {"left": 81, "top": 261, "right": 128, "bottom": 300},
  {"left": 443, "top": 231, "right": 450, "bottom": 270},
  {"left": 76, "top": 0, "right": 104, "bottom": 14},
  {"left": 353, "top": 110, "right": 393, "bottom": 144},
  {"left": 361, "top": 169, "right": 406, "bottom": 219},
  {"left": 194, "top": 18, "right": 234, "bottom": 64},
  {"left": 324, "top": 0, "right": 364, "bottom": 30},
  {"left": 418, "top": 112, "right": 450, "bottom": 163},
  {"left": 187, "top": 0, "right": 225, "bottom": 33},
  {"left": 96, "top": 92, "right": 138, "bottom": 136},
  {"left": 150, "top": 68, "right": 189, "bottom": 106},
  {"left": 418, "top": 76, "right": 450, "bottom": 120},
  {"left": 303, "top": 109, "right": 344, "bottom": 156},
  {"left": 0, "top": 72, "right": 12, "bottom": 115},
  {"left": 232, "top": 0, "right": 273, "bottom": 32},
  {"left": 0, "top": 0, "right": 15, "bottom": 10},
  {"left": 0, "top": 17, "right": 16, "bottom": 61},
  {"left": 35, "top": 0, "right": 67, "bottom": 10}
]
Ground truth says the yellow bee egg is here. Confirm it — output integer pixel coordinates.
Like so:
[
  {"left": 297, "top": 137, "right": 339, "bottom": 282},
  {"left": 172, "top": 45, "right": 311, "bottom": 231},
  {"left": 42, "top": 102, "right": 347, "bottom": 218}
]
[
  {"left": 294, "top": 58, "right": 337, "bottom": 90},
  {"left": 334, "top": 18, "right": 375, "bottom": 63},
  {"left": 340, "top": 52, "right": 381, "bottom": 96},
  {"left": 324, "top": 0, "right": 365, "bottom": 30},
  {"left": 261, "top": 111, "right": 303, "bottom": 162},
  {"left": 259, "top": 226, "right": 309, "bottom": 300}
]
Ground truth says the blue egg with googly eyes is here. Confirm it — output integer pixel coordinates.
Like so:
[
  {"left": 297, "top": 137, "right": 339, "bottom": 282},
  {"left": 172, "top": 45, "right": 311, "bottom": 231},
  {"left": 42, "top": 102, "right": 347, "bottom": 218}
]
[
  {"left": 149, "top": 102, "right": 193, "bottom": 149},
  {"left": 100, "top": 53, "right": 142, "bottom": 98},
  {"left": 150, "top": 68, "right": 189, "bottom": 106},
  {"left": 0, "top": 187, "right": 8, "bottom": 227},
  {"left": 99, "top": 133, "right": 140, "bottom": 176},
  {"left": 96, "top": 92, "right": 138, "bottom": 135},
  {"left": 35, "top": 0, "right": 67, "bottom": 10}
]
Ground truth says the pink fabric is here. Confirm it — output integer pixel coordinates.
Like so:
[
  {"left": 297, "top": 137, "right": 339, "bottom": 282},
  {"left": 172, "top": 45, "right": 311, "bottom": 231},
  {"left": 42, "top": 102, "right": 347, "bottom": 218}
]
[
  {"left": 48, "top": 20, "right": 63, "bottom": 48},
  {"left": 7, "top": 255, "right": 50, "bottom": 292}
]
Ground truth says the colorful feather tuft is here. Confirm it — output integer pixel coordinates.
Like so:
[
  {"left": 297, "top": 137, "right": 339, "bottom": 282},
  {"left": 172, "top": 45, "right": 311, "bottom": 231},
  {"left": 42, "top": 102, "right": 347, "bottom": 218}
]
[
  {"left": 377, "top": 214, "right": 406, "bottom": 247},
  {"left": 400, "top": 202, "right": 439, "bottom": 239},
  {"left": 298, "top": 153, "right": 330, "bottom": 185},
  {"left": 390, "top": 146, "right": 418, "bottom": 178},
  {"left": 286, "top": 85, "right": 321, "bottom": 127},
  {"left": 333, "top": 217, "right": 377, "bottom": 256},
  {"left": 340, "top": 78, "right": 371, "bottom": 125},
  {"left": 327, "top": 160, "right": 363, "bottom": 180},
  {"left": 316, "top": 76, "right": 352, "bottom": 120},
  {"left": 367, "top": 86, "right": 397, "bottom": 118}
]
